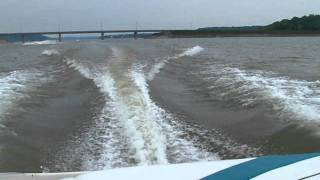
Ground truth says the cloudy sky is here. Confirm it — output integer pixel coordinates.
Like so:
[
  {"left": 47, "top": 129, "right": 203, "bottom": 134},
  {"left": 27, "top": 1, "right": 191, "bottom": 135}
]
[{"left": 0, "top": 0, "right": 320, "bottom": 32}]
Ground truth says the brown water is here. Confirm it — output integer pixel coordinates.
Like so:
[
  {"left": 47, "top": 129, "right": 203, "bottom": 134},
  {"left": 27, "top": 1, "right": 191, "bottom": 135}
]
[{"left": 0, "top": 37, "right": 320, "bottom": 172}]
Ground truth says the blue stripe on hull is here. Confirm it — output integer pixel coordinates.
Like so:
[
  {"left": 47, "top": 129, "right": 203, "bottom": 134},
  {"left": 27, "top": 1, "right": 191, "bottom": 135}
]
[{"left": 202, "top": 153, "right": 320, "bottom": 180}]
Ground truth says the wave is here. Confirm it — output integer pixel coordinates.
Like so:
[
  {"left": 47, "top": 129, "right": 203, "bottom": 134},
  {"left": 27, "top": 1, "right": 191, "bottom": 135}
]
[
  {"left": 204, "top": 66, "right": 320, "bottom": 122},
  {"left": 178, "top": 46, "right": 204, "bottom": 57},
  {"left": 147, "top": 58, "right": 168, "bottom": 81},
  {"left": 147, "top": 46, "right": 204, "bottom": 81},
  {"left": 24, "top": 40, "right": 57, "bottom": 46},
  {"left": 0, "top": 70, "right": 44, "bottom": 123},
  {"left": 0, "top": 71, "right": 29, "bottom": 118},
  {"left": 42, "top": 49, "right": 60, "bottom": 56}
]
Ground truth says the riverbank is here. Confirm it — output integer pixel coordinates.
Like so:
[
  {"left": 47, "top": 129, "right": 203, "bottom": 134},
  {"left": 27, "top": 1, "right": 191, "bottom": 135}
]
[{"left": 151, "top": 30, "right": 320, "bottom": 38}]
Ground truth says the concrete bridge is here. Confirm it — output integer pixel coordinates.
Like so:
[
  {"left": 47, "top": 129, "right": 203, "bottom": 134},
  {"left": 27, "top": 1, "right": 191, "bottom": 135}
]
[{"left": 0, "top": 30, "right": 172, "bottom": 42}]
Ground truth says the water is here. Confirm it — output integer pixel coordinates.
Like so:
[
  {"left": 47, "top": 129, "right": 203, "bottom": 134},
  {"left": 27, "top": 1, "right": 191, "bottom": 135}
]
[{"left": 0, "top": 37, "right": 319, "bottom": 172}]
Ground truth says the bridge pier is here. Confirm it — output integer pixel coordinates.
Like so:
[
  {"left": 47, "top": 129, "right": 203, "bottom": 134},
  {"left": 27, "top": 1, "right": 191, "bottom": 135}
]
[
  {"left": 101, "top": 32, "right": 104, "bottom": 40},
  {"left": 58, "top": 33, "right": 62, "bottom": 42},
  {"left": 134, "top": 31, "right": 138, "bottom": 39},
  {"left": 21, "top": 34, "right": 25, "bottom": 43}
]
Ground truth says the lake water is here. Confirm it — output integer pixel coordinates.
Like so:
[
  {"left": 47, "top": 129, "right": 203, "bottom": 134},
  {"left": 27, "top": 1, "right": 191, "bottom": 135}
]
[{"left": 0, "top": 37, "right": 320, "bottom": 172}]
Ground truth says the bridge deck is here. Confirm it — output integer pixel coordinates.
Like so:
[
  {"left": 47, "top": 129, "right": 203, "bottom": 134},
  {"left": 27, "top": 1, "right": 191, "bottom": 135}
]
[{"left": 0, "top": 30, "right": 173, "bottom": 36}]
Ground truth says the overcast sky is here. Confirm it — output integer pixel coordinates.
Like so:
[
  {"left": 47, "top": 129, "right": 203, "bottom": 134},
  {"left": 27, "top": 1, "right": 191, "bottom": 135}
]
[{"left": 0, "top": 0, "right": 320, "bottom": 32}]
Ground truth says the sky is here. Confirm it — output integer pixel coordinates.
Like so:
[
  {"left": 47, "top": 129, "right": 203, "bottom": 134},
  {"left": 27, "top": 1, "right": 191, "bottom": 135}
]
[{"left": 0, "top": 0, "right": 320, "bottom": 32}]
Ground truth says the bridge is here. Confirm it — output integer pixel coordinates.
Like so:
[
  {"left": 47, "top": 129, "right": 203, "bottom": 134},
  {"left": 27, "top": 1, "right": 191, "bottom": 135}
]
[{"left": 0, "top": 30, "right": 173, "bottom": 42}]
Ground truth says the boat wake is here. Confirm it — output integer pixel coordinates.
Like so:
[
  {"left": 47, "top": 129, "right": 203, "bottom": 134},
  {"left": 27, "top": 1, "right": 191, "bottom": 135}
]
[
  {"left": 60, "top": 47, "right": 218, "bottom": 170},
  {"left": 201, "top": 65, "right": 320, "bottom": 122}
]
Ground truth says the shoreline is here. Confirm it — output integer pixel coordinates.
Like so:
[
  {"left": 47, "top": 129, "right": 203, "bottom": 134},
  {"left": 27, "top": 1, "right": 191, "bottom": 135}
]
[{"left": 151, "top": 31, "right": 320, "bottom": 38}]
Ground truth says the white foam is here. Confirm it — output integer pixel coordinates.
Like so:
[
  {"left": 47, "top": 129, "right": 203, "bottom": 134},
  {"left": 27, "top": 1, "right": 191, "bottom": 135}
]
[
  {"left": 64, "top": 59, "right": 93, "bottom": 79},
  {"left": 179, "top": 46, "right": 204, "bottom": 57},
  {"left": 147, "top": 46, "right": 204, "bottom": 81},
  {"left": 129, "top": 68, "right": 169, "bottom": 164},
  {"left": 24, "top": 40, "right": 57, "bottom": 45},
  {"left": 207, "top": 66, "right": 320, "bottom": 122},
  {"left": 42, "top": 49, "right": 60, "bottom": 56},
  {"left": 0, "top": 70, "right": 44, "bottom": 123},
  {"left": 0, "top": 71, "right": 28, "bottom": 118},
  {"left": 83, "top": 84, "right": 130, "bottom": 170},
  {"left": 132, "top": 66, "right": 217, "bottom": 163}
]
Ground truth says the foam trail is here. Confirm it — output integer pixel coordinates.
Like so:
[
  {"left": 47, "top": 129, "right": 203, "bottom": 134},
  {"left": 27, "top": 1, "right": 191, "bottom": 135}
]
[
  {"left": 104, "top": 73, "right": 168, "bottom": 165},
  {"left": 206, "top": 66, "right": 320, "bottom": 122},
  {"left": 84, "top": 74, "right": 130, "bottom": 169},
  {"left": 131, "top": 65, "right": 217, "bottom": 162},
  {"left": 147, "top": 46, "right": 203, "bottom": 81},
  {"left": 42, "top": 49, "right": 60, "bottom": 56}
]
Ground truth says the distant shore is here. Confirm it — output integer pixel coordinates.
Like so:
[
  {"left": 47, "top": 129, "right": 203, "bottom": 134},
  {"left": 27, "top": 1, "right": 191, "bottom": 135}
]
[{"left": 151, "top": 30, "right": 320, "bottom": 38}]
